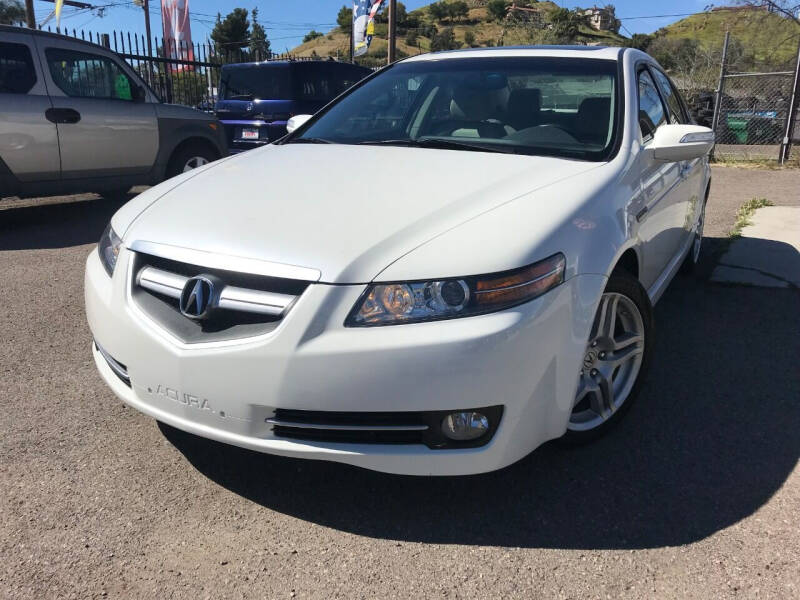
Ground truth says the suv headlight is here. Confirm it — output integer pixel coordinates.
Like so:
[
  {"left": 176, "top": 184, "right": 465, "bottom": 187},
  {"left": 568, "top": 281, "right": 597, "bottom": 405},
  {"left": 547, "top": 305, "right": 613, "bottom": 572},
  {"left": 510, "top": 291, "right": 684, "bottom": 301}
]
[
  {"left": 346, "top": 253, "right": 565, "bottom": 326},
  {"left": 98, "top": 224, "right": 122, "bottom": 276}
]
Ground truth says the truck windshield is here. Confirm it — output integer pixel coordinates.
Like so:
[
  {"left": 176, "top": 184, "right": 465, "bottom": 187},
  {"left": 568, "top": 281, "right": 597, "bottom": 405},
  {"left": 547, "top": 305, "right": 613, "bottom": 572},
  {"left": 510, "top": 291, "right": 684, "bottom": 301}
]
[
  {"left": 220, "top": 64, "right": 291, "bottom": 100},
  {"left": 291, "top": 57, "right": 620, "bottom": 161}
]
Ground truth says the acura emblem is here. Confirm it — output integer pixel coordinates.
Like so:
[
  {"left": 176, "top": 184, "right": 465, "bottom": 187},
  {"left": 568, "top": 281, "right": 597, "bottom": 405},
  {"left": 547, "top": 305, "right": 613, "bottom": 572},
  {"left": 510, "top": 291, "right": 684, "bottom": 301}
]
[{"left": 179, "top": 276, "right": 215, "bottom": 320}]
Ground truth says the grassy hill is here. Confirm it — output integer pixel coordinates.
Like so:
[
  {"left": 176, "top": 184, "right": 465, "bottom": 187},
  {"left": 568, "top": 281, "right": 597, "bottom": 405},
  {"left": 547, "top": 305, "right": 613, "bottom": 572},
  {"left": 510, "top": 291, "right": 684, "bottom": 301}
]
[
  {"left": 288, "top": 2, "right": 800, "bottom": 71},
  {"left": 655, "top": 7, "right": 800, "bottom": 69},
  {"left": 289, "top": 1, "right": 627, "bottom": 65}
]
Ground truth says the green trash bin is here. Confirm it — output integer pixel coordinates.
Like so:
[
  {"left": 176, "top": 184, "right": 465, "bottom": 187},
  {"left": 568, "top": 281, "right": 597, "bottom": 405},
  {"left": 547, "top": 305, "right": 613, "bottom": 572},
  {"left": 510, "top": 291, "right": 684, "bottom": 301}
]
[{"left": 726, "top": 114, "right": 749, "bottom": 144}]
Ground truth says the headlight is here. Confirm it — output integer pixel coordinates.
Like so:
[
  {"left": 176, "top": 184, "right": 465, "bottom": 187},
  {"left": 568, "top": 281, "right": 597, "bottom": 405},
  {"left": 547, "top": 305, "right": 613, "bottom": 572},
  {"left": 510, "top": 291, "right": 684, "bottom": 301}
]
[
  {"left": 98, "top": 224, "right": 122, "bottom": 276},
  {"left": 346, "top": 253, "right": 566, "bottom": 326}
]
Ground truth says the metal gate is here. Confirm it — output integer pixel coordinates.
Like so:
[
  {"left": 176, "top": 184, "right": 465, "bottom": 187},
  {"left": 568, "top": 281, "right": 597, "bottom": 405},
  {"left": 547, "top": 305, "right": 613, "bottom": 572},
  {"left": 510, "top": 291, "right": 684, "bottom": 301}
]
[
  {"left": 42, "top": 26, "right": 315, "bottom": 110},
  {"left": 712, "top": 33, "right": 800, "bottom": 163}
]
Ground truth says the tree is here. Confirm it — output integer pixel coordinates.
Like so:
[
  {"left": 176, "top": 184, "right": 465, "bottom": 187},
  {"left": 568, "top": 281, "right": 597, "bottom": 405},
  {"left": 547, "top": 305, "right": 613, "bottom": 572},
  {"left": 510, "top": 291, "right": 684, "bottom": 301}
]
[
  {"left": 303, "top": 30, "right": 324, "bottom": 43},
  {"left": 212, "top": 8, "right": 250, "bottom": 57},
  {"left": 736, "top": 1, "right": 800, "bottom": 28},
  {"left": 549, "top": 8, "right": 582, "bottom": 41},
  {"left": 250, "top": 8, "right": 271, "bottom": 59},
  {"left": 429, "top": 2, "right": 448, "bottom": 22},
  {"left": 625, "top": 33, "right": 654, "bottom": 52},
  {"left": 337, "top": 5, "right": 353, "bottom": 33},
  {"left": 603, "top": 4, "right": 621, "bottom": 33},
  {"left": 0, "top": 0, "right": 25, "bottom": 25},
  {"left": 431, "top": 27, "right": 461, "bottom": 51},
  {"left": 420, "top": 23, "right": 438, "bottom": 39},
  {"left": 448, "top": 1, "right": 469, "bottom": 22},
  {"left": 405, "top": 29, "right": 418, "bottom": 46},
  {"left": 378, "top": 2, "right": 408, "bottom": 25},
  {"left": 464, "top": 30, "right": 476, "bottom": 47},
  {"left": 487, "top": 0, "right": 508, "bottom": 22}
]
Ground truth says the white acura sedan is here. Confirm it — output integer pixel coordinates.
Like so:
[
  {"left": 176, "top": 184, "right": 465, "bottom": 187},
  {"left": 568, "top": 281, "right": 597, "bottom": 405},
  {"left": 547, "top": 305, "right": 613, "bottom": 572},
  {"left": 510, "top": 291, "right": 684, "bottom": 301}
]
[{"left": 85, "top": 47, "right": 713, "bottom": 475}]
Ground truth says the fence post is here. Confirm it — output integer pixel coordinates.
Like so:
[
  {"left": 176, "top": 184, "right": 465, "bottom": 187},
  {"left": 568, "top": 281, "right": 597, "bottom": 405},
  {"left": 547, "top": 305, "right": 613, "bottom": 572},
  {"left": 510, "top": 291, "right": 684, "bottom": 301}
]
[
  {"left": 710, "top": 30, "right": 731, "bottom": 161},
  {"left": 780, "top": 37, "right": 800, "bottom": 164}
]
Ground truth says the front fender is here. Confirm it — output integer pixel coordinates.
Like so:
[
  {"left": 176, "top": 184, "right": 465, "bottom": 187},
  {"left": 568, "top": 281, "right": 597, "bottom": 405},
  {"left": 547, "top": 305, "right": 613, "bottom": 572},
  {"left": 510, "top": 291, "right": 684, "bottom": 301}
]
[{"left": 152, "top": 119, "right": 228, "bottom": 182}]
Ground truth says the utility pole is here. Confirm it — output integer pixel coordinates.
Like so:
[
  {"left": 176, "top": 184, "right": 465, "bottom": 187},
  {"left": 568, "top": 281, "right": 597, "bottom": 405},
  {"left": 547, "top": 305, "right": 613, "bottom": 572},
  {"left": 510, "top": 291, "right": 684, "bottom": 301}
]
[
  {"left": 387, "top": 0, "right": 397, "bottom": 65},
  {"left": 142, "top": 0, "right": 153, "bottom": 59},
  {"left": 25, "top": 0, "right": 36, "bottom": 28},
  {"left": 710, "top": 30, "right": 730, "bottom": 161},
  {"left": 780, "top": 37, "right": 800, "bottom": 164},
  {"left": 349, "top": 23, "right": 354, "bottom": 63}
]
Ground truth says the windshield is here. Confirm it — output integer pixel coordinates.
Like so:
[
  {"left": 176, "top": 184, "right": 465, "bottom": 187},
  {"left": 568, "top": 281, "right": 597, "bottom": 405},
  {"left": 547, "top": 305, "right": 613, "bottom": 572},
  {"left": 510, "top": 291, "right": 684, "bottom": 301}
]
[
  {"left": 292, "top": 57, "right": 620, "bottom": 160},
  {"left": 220, "top": 64, "right": 291, "bottom": 100}
]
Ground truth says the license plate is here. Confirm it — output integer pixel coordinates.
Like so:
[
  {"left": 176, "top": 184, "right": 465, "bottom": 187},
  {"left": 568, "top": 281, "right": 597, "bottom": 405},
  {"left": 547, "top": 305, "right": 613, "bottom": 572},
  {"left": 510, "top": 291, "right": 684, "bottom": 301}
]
[{"left": 241, "top": 128, "right": 259, "bottom": 140}]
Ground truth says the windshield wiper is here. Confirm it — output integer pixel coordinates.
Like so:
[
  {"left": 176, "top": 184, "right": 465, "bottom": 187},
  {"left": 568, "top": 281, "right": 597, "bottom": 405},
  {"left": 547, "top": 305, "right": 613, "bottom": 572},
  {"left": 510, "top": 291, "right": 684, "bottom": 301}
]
[
  {"left": 359, "top": 138, "right": 518, "bottom": 154},
  {"left": 287, "top": 137, "right": 335, "bottom": 144}
]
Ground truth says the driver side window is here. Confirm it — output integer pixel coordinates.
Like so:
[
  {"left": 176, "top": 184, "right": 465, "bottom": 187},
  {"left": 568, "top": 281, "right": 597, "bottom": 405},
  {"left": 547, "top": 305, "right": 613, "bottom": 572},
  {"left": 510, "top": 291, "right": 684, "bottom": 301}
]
[
  {"left": 638, "top": 70, "right": 666, "bottom": 143},
  {"left": 45, "top": 48, "right": 135, "bottom": 101}
]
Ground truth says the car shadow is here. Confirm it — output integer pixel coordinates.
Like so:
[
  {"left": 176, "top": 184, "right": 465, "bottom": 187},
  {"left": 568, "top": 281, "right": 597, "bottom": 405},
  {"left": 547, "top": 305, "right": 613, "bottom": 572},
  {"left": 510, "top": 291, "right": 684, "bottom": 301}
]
[
  {"left": 160, "top": 236, "right": 800, "bottom": 550},
  {"left": 0, "top": 193, "right": 134, "bottom": 251}
]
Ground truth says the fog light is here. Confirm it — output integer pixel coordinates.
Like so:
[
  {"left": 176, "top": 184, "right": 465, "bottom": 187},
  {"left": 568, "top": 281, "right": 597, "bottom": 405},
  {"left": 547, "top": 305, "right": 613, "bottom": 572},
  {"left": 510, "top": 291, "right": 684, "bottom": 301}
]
[{"left": 441, "top": 411, "right": 490, "bottom": 441}]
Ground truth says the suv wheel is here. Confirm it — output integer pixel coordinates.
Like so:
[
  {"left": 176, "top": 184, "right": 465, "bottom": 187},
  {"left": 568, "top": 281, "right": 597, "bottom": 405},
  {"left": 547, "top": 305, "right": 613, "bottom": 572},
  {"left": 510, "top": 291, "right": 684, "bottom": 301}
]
[{"left": 167, "top": 145, "right": 217, "bottom": 179}]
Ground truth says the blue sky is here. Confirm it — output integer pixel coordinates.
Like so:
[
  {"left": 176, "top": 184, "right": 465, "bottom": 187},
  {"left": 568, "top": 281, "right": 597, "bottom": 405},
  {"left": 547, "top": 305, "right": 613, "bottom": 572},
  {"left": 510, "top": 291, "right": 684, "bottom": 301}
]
[{"left": 34, "top": 0, "right": 713, "bottom": 51}]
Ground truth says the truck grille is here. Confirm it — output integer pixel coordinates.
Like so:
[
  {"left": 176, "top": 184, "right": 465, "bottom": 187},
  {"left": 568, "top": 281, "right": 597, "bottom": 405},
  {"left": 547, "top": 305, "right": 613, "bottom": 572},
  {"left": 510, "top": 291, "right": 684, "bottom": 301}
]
[{"left": 131, "top": 251, "right": 312, "bottom": 343}]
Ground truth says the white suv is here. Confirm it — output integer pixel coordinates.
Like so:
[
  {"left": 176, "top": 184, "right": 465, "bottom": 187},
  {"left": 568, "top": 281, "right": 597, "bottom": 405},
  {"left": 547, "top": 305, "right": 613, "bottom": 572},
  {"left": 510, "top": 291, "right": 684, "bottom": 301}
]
[{"left": 85, "top": 47, "right": 712, "bottom": 475}]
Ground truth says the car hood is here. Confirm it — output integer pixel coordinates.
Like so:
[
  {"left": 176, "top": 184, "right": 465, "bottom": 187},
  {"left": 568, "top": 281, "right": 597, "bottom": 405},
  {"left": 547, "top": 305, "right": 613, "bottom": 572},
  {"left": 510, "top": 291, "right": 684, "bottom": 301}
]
[{"left": 121, "top": 144, "right": 601, "bottom": 283}]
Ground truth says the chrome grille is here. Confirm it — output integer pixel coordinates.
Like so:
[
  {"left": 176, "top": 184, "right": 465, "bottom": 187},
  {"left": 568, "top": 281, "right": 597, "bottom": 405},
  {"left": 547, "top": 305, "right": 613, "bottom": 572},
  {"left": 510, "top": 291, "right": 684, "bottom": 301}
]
[{"left": 131, "top": 251, "right": 312, "bottom": 343}]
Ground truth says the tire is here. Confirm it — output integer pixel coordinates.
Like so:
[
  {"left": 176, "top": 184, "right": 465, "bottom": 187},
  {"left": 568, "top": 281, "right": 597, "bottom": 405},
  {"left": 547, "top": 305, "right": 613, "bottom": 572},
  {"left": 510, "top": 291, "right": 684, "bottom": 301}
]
[
  {"left": 562, "top": 270, "right": 654, "bottom": 444},
  {"left": 680, "top": 192, "right": 708, "bottom": 275},
  {"left": 166, "top": 144, "right": 217, "bottom": 179}
]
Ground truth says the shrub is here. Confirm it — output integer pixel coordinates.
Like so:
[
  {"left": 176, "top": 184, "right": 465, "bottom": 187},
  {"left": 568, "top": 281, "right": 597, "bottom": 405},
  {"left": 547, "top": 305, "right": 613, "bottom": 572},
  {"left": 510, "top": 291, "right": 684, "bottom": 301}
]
[{"left": 431, "top": 27, "right": 461, "bottom": 51}]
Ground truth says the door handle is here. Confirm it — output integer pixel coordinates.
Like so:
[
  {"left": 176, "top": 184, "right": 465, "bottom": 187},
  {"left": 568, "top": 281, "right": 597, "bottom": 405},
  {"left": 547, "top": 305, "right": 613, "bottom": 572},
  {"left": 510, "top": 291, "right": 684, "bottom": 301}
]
[{"left": 45, "top": 108, "right": 81, "bottom": 124}]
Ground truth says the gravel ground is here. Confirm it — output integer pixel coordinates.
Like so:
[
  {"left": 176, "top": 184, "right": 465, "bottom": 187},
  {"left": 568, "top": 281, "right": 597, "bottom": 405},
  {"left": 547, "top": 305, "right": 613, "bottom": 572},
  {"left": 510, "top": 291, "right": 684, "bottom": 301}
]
[{"left": 1, "top": 167, "right": 799, "bottom": 599}]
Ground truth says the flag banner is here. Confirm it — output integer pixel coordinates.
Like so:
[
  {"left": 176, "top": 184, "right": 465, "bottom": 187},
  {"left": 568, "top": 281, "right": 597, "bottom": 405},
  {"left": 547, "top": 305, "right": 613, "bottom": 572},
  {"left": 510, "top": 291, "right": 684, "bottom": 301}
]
[
  {"left": 353, "top": 0, "right": 383, "bottom": 57},
  {"left": 162, "top": 0, "right": 195, "bottom": 70},
  {"left": 54, "top": 0, "right": 64, "bottom": 27}
]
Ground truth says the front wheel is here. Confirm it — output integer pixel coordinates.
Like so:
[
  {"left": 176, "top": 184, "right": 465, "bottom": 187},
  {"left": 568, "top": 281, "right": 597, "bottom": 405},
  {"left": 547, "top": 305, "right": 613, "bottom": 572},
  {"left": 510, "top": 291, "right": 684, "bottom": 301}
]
[{"left": 563, "top": 271, "right": 654, "bottom": 444}]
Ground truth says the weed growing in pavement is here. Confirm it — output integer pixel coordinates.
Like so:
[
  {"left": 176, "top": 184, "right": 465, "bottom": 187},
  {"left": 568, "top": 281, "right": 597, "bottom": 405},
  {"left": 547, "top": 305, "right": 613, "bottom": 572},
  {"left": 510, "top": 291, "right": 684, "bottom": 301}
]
[{"left": 730, "top": 197, "right": 774, "bottom": 238}]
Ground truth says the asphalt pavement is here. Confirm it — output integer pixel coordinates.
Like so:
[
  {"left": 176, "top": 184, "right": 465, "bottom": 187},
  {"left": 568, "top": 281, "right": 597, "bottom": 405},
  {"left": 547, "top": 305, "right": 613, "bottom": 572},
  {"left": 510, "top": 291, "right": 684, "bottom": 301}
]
[{"left": 1, "top": 167, "right": 799, "bottom": 599}]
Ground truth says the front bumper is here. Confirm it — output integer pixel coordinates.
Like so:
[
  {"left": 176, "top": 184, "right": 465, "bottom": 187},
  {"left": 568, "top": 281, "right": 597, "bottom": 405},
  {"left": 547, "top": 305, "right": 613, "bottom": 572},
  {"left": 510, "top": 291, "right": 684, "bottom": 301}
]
[{"left": 85, "top": 247, "right": 605, "bottom": 475}]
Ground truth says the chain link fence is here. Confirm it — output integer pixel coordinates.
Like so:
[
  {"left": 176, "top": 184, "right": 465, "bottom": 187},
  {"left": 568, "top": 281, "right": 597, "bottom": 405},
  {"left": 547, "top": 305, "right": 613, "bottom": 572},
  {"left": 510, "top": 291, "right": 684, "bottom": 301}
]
[
  {"left": 714, "top": 71, "right": 797, "bottom": 160},
  {"left": 709, "top": 33, "right": 800, "bottom": 162}
]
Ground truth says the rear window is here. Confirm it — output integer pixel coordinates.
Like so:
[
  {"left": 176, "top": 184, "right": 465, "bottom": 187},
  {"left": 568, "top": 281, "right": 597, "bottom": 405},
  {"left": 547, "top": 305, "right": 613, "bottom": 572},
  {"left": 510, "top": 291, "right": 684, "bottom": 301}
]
[
  {"left": 219, "top": 63, "right": 369, "bottom": 102},
  {"left": 0, "top": 41, "right": 37, "bottom": 94},
  {"left": 220, "top": 64, "right": 291, "bottom": 100},
  {"left": 291, "top": 63, "right": 367, "bottom": 101}
]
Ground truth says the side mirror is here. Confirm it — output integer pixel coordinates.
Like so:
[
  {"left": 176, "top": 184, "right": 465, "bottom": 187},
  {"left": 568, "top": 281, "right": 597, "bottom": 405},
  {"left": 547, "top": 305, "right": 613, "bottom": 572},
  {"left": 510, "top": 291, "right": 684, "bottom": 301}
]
[
  {"left": 651, "top": 124, "right": 714, "bottom": 162},
  {"left": 286, "top": 114, "right": 312, "bottom": 134}
]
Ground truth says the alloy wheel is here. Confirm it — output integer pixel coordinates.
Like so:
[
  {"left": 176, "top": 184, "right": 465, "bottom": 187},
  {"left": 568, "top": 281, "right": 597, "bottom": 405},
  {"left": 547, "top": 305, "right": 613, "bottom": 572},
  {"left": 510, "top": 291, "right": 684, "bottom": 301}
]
[
  {"left": 692, "top": 200, "right": 706, "bottom": 263},
  {"left": 183, "top": 156, "right": 209, "bottom": 172},
  {"left": 568, "top": 292, "right": 645, "bottom": 432}
]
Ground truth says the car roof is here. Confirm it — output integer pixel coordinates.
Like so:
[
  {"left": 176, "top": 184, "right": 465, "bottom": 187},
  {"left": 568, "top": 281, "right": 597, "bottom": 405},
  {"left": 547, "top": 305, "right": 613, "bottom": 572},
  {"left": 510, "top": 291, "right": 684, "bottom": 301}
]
[
  {"left": 222, "top": 60, "right": 370, "bottom": 70},
  {"left": 0, "top": 24, "right": 114, "bottom": 53},
  {"left": 404, "top": 45, "right": 625, "bottom": 63}
]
